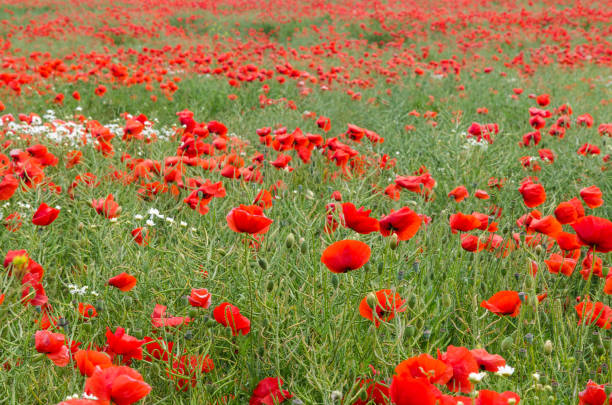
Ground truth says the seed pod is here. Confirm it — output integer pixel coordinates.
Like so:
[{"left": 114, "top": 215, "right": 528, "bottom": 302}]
[
  {"left": 543, "top": 340, "right": 553, "bottom": 355},
  {"left": 501, "top": 336, "right": 513, "bottom": 351},
  {"left": 266, "top": 280, "right": 275, "bottom": 292},
  {"left": 285, "top": 233, "right": 295, "bottom": 248},
  {"left": 258, "top": 258, "right": 268, "bottom": 270},
  {"left": 405, "top": 324, "right": 416, "bottom": 337}
]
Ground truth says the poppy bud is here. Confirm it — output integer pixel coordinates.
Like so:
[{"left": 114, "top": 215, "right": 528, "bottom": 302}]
[
  {"left": 377, "top": 262, "right": 384, "bottom": 275},
  {"left": 534, "top": 245, "right": 543, "bottom": 255},
  {"left": 258, "top": 258, "right": 268, "bottom": 270},
  {"left": 206, "top": 318, "right": 217, "bottom": 328},
  {"left": 266, "top": 280, "right": 274, "bottom": 292},
  {"left": 331, "top": 390, "right": 342, "bottom": 402},
  {"left": 405, "top": 325, "right": 416, "bottom": 337},
  {"left": 331, "top": 275, "right": 338, "bottom": 288},
  {"left": 501, "top": 336, "right": 513, "bottom": 351},
  {"left": 390, "top": 233, "right": 399, "bottom": 250},
  {"left": 299, "top": 237, "right": 307, "bottom": 253},
  {"left": 305, "top": 190, "right": 314, "bottom": 200},
  {"left": 442, "top": 294, "right": 452, "bottom": 308},
  {"left": 78, "top": 222, "right": 84, "bottom": 231},
  {"left": 407, "top": 292, "right": 417, "bottom": 307},
  {"left": 285, "top": 233, "right": 295, "bottom": 248},
  {"left": 94, "top": 300, "right": 104, "bottom": 313},
  {"left": 366, "top": 292, "right": 378, "bottom": 310},
  {"left": 543, "top": 340, "right": 553, "bottom": 355},
  {"left": 188, "top": 309, "right": 199, "bottom": 318}
]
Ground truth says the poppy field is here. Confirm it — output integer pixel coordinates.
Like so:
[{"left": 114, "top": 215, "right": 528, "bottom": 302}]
[{"left": 0, "top": 0, "right": 611, "bottom": 403}]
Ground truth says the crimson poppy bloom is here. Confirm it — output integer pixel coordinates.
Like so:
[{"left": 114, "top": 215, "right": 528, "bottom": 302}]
[
  {"left": 31, "top": 203, "right": 60, "bottom": 226},
  {"left": 556, "top": 232, "right": 581, "bottom": 251},
  {"left": 545, "top": 253, "right": 577, "bottom": 276},
  {"left": 167, "top": 354, "right": 214, "bottom": 391},
  {"left": 379, "top": 207, "right": 422, "bottom": 241},
  {"left": 394, "top": 354, "right": 452, "bottom": 385},
  {"left": 108, "top": 272, "right": 137, "bottom": 292},
  {"left": 474, "top": 189, "right": 490, "bottom": 200},
  {"left": 460, "top": 234, "right": 484, "bottom": 252},
  {"left": 389, "top": 374, "right": 438, "bottom": 405},
  {"left": 437, "top": 345, "right": 479, "bottom": 393},
  {"left": 518, "top": 179, "right": 546, "bottom": 208},
  {"left": 341, "top": 203, "right": 379, "bottom": 234},
  {"left": 35, "top": 330, "right": 70, "bottom": 367},
  {"left": 213, "top": 303, "right": 250, "bottom": 335},
  {"left": 480, "top": 291, "right": 521, "bottom": 317},
  {"left": 578, "top": 380, "right": 607, "bottom": 405},
  {"left": 92, "top": 194, "right": 121, "bottom": 219},
  {"left": 188, "top": 288, "right": 211, "bottom": 308},
  {"left": 575, "top": 301, "right": 612, "bottom": 329},
  {"left": 476, "top": 390, "right": 521, "bottom": 405},
  {"left": 571, "top": 216, "right": 612, "bottom": 253},
  {"left": 226, "top": 204, "right": 273, "bottom": 235},
  {"left": 470, "top": 348, "right": 506, "bottom": 372},
  {"left": 249, "top": 377, "right": 292, "bottom": 405},
  {"left": 320, "top": 239, "right": 371, "bottom": 273},
  {"left": 105, "top": 327, "right": 144, "bottom": 363},
  {"left": 78, "top": 303, "right": 98, "bottom": 318},
  {"left": 84, "top": 365, "right": 151, "bottom": 405},
  {"left": 448, "top": 185, "right": 469, "bottom": 202},
  {"left": 151, "top": 304, "right": 191, "bottom": 328},
  {"left": 0, "top": 174, "right": 19, "bottom": 201},
  {"left": 528, "top": 215, "right": 562, "bottom": 238},
  {"left": 449, "top": 212, "right": 482, "bottom": 233},
  {"left": 554, "top": 199, "right": 584, "bottom": 224},
  {"left": 358, "top": 289, "right": 406, "bottom": 327},
  {"left": 580, "top": 186, "right": 603, "bottom": 209},
  {"left": 74, "top": 350, "right": 113, "bottom": 377}
]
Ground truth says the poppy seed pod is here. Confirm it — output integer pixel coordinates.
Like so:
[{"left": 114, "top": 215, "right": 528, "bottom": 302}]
[
  {"left": 501, "top": 336, "right": 513, "bottom": 351},
  {"left": 258, "top": 258, "right": 268, "bottom": 270}
]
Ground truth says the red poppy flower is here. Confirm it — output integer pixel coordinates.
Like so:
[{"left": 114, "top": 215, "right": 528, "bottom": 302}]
[
  {"left": 142, "top": 336, "right": 174, "bottom": 362},
  {"left": 480, "top": 291, "right": 521, "bottom": 317},
  {"left": 379, "top": 207, "right": 422, "bottom": 241},
  {"left": 92, "top": 194, "right": 121, "bottom": 219},
  {"left": 554, "top": 199, "right": 584, "bottom": 224},
  {"left": 85, "top": 365, "right": 151, "bottom": 405},
  {"left": 536, "top": 94, "right": 550, "bottom": 106},
  {"left": 474, "top": 189, "right": 490, "bottom": 200},
  {"left": 131, "top": 227, "right": 150, "bottom": 246},
  {"left": 578, "top": 380, "right": 607, "bottom": 405},
  {"left": 394, "top": 353, "right": 452, "bottom": 385},
  {"left": 0, "top": 174, "right": 19, "bottom": 201},
  {"left": 476, "top": 390, "right": 521, "bottom": 405},
  {"left": 226, "top": 204, "right": 273, "bottom": 235},
  {"left": 571, "top": 216, "right": 612, "bottom": 253},
  {"left": 151, "top": 304, "right": 191, "bottom": 328},
  {"left": 358, "top": 289, "right": 406, "bottom": 327},
  {"left": 34, "top": 330, "right": 70, "bottom": 367},
  {"left": 167, "top": 354, "right": 214, "bottom": 391},
  {"left": 78, "top": 303, "right": 98, "bottom": 318},
  {"left": 580, "top": 251, "right": 603, "bottom": 280},
  {"left": 449, "top": 212, "right": 482, "bottom": 233},
  {"left": 580, "top": 186, "right": 603, "bottom": 209},
  {"left": 105, "top": 327, "right": 144, "bottom": 363},
  {"left": 188, "top": 288, "right": 211, "bottom": 308},
  {"left": 320, "top": 240, "right": 371, "bottom": 273},
  {"left": 341, "top": 203, "right": 379, "bottom": 234},
  {"left": 254, "top": 189, "right": 273, "bottom": 208},
  {"left": 249, "top": 377, "right": 292, "bottom": 405},
  {"left": 575, "top": 301, "right": 612, "bottom": 329},
  {"left": 108, "top": 272, "right": 137, "bottom": 292},
  {"left": 213, "top": 303, "right": 251, "bottom": 335},
  {"left": 31, "top": 203, "right": 60, "bottom": 226},
  {"left": 74, "top": 350, "right": 113, "bottom": 377},
  {"left": 437, "top": 345, "right": 479, "bottom": 393},
  {"left": 470, "top": 348, "right": 506, "bottom": 372},
  {"left": 528, "top": 215, "right": 562, "bottom": 238},
  {"left": 389, "top": 374, "right": 438, "bottom": 405},
  {"left": 518, "top": 179, "right": 546, "bottom": 208},
  {"left": 460, "top": 234, "right": 484, "bottom": 252},
  {"left": 448, "top": 186, "right": 469, "bottom": 202},
  {"left": 556, "top": 232, "right": 581, "bottom": 251},
  {"left": 545, "top": 253, "right": 577, "bottom": 276},
  {"left": 352, "top": 379, "right": 389, "bottom": 405}
]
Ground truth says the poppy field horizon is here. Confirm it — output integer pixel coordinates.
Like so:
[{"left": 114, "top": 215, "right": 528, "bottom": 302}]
[{"left": 0, "top": 0, "right": 610, "bottom": 404}]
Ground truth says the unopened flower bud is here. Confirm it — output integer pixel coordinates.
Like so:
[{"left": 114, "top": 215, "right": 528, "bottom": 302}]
[
  {"left": 258, "top": 258, "right": 268, "bottom": 270},
  {"left": 366, "top": 292, "right": 378, "bottom": 310},
  {"left": 285, "top": 233, "right": 295, "bottom": 248},
  {"left": 390, "top": 233, "right": 399, "bottom": 250},
  {"left": 543, "top": 340, "right": 553, "bottom": 355},
  {"left": 331, "top": 390, "right": 342, "bottom": 402}
]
